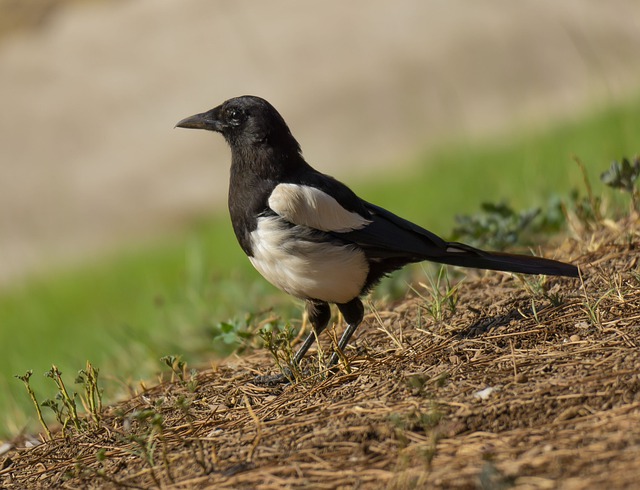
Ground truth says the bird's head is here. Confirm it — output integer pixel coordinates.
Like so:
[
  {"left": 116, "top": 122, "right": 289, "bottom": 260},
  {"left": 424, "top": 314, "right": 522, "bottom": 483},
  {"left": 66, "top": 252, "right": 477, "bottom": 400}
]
[{"left": 176, "top": 95, "right": 300, "bottom": 154}]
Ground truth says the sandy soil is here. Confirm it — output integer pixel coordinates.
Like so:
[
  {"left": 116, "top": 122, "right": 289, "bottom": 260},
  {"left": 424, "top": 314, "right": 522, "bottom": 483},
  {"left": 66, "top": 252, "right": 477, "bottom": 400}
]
[{"left": 1, "top": 0, "right": 640, "bottom": 285}]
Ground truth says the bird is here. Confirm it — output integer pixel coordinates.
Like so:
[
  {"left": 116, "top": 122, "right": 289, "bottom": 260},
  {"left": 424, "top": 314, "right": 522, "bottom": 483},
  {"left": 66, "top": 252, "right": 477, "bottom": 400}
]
[{"left": 176, "top": 95, "right": 579, "bottom": 370}]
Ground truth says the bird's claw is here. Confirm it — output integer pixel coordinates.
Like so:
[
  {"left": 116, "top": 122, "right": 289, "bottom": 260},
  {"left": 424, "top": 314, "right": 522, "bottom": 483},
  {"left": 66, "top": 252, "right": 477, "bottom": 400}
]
[{"left": 252, "top": 367, "right": 295, "bottom": 386}]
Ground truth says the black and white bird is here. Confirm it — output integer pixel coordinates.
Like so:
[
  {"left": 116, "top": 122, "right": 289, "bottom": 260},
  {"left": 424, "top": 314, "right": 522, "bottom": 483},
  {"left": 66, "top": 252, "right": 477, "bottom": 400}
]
[{"left": 177, "top": 95, "right": 578, "bottom": 368}]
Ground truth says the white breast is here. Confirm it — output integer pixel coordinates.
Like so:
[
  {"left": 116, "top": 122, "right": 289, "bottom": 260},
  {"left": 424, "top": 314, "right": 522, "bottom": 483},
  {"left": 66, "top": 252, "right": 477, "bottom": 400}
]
[{"left": 248, "top": 216, "right": 369, "bottom": 304}]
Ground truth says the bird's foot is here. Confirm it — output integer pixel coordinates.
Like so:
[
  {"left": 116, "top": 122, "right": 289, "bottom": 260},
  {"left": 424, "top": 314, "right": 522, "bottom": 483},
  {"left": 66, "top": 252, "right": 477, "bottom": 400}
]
[
  {"left": 252, "top": 367, "right": 295, "bottom": 386},
  {"left": 252, "top": 372, "right": 290, "bottom": 386}
]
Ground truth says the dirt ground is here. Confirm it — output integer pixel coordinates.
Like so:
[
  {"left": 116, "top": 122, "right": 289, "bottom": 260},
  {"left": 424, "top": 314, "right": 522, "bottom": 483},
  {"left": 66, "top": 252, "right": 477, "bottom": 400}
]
[
  {"left": 1, "top": 216, "right": 638, "bottom": 489},
  {"left": 2, "top": 0, "right": 640, "bottom": 286}
]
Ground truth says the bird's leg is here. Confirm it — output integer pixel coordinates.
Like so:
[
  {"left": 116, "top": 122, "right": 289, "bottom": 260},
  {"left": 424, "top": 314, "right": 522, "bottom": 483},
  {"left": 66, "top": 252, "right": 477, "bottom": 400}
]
[
  {"left": 253, "top": 300, "right": 330, "bottom": 385},
  {"left": 329, "top": 298, "right": 365, "bottom": 367},
  {"left": 292, "top": 300, "right": 331, "bottom": 364}
]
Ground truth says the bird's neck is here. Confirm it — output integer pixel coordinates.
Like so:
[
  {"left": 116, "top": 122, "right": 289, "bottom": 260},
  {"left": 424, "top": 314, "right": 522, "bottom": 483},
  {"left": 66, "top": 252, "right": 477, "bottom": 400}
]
[
  {"left": 230, "top": 144, "right": 304, "bottom": 181},
  {"left": 227, "top": 145, "right": 308, "bottom": 256}
]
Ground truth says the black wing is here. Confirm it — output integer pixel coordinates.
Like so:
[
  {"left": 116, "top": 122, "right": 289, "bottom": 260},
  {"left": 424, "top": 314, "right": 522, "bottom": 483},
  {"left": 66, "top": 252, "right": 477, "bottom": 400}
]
[{"left": 335, "top": 201, "right": 579, "bottom": 277}]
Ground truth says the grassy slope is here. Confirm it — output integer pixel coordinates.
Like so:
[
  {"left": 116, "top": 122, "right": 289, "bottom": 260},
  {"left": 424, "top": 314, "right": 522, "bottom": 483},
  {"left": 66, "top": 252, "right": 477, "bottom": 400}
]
[{"left": 1, "top": 95, "right": 639, "bottom": 438}]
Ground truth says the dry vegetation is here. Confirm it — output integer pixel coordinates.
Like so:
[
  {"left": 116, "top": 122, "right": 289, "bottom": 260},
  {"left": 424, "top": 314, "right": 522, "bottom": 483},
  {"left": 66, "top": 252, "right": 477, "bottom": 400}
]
[{"left": 1, "top": 216, "right": 639, "bottom": 489}]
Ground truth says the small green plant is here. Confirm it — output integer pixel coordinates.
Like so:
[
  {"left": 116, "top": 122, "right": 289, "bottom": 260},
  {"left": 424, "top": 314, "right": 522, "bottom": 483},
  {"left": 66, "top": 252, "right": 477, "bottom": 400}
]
[
  {"left": 567, "top": 155, "right": 640, "bottom": 226},
  {"left": 124, "top": 409, "right": 166, "bottom": 487},
  {"left": 579, "top": 271, "right": 614, "bottom": 329},
  {"left": 160, "top": 355, "right": 198, "bottom": 391},
  {"left": 208, "top": 310, "right": 283, "bottom": 356},
  {"left": 517, "top": 274, "right": 565, "bottom": 307},
  {"left": 45, "top": 365, "right": 82, "bottom": 433},
  {"left": 567, "top": 189, "right": 602, "bottom": 228},
  {"left": 405, "top": 374, "right": 429, "bottom": 396},
  {"left": 160, "top": 354, "right": 187, "bottom": 381},
  {"left": 259, "top": 324, "right": 301, "bottom": 382},
  {"left": 600, "top": 156, "right": 640, "bottom": 213},
  {"left": 15, "top": 370, "right": 52, "bottom": 440},
  {"left": 581, "top": 291, "right": 612, "bottom": 330},
  {"left": 388, "top": 405, "right": 443, "bottom": 450},
  {"left": 518, "top": 273, "right": 546, "bottom": 297},
  {"left": 413, "top": 266, "right": 461, "bottom": 322},
  {"left": 175, "top": 395, "right": 215, "bottom": 473},
  {"left": 75, "top": 361, "right": 103, "bottom": 427},
  {"left": 214, "top": 319, "right": 252, "bottom": 346},
  {"left": 450, "top": 201, "right": 541, "bottom": 250},
  {"left": 572, "top": 156, "right": 603, "bottom": 226},
  {"left": 16, "top": 362, "right": 105, "bottom": 439}
]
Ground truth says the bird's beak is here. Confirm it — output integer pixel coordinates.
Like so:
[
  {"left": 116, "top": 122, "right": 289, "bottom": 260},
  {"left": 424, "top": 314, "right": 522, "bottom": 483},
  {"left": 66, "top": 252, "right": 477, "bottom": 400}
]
[{"left": 175, "top": 108, "right": 224, "bottom": 132}]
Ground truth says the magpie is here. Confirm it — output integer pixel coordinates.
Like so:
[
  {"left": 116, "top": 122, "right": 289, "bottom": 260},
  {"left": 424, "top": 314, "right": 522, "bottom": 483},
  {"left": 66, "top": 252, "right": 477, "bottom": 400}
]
[{"left": 177, "top": 95, "right": 579, "bottom": 368}]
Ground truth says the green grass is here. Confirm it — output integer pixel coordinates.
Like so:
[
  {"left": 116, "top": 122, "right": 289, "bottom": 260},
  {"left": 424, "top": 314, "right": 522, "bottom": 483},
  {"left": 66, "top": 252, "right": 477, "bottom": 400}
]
[
  {"left": 363, "top": 97, "right": 638, "bottom": 231},
  {"left": 2, "top": 94, "right": 640, "bottom": 438}
]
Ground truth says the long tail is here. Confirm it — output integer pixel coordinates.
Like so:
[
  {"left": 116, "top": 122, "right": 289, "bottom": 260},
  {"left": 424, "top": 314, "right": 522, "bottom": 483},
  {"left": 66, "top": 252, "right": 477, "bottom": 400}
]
[{"left": 434, "top": 242, "right": 579, "bottom": 277}]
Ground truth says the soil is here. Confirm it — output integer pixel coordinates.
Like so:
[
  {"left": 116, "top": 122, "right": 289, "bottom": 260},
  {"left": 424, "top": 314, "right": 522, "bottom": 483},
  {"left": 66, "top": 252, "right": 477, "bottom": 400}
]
[{"left": 1, "top": 216, "right": 639, "bottom": 489}]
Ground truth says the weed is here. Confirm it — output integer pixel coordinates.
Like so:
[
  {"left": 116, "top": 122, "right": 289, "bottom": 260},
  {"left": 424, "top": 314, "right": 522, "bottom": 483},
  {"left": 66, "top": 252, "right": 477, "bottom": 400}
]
[
  {"left": 606, "top": 271, "right": 632, "bottom": 304},
  {"left": 517, "top": 273, "right": 547, "bottom": 298},
  {"left": 175, "top": 394, "right": 216, "bottom": 473},
  {"left": 435, "top": 372, "right": 450, "bottom": 388},
  {"left": 450, "top": 201, "right": 541, "bottom": 250},
  {"left": 413, "top": 265, "right": 461, "bottom": 322},
  {"left": 563, "top": 155, "right": 640, "bottom": 233},
  {"left": 566, "top": 189, "right": 602, "bottom": 230},
  {"left": 208, "top": 310, "right": 284, "bottom": 356},
  {"left": 388, "top": 405, "right": 444, "bottom": 452},
  {"left": 14, "top": 371, "right": 51, "bottom": 440},
  {"left": 600, "top": 156, "right": 640, "bottom": 213},
  {"left": 124, "top": 409, "right": 165, "bottom": 487},
  {"left": 573, "top": 156, "right": 603, "bottom": 225},
  {"left": 579, "top": 270, "right": 614, "bottom": 329},
  {"left": 45, "top": 365, "right": 82, "bottom": 433},
  {"left": 259, "top": 324, "right": 302, "bottom": 382},
  {"left": 527, "top": 298, "right": 542, "bottom": 325},
  {"left": 160, "top": 355, "right": 198, "bottom": 392},
  {"left": 214, "top": 319, "right": 253, "bottom": 347},
  {"left": 75, "top": 361, "right": 102, "bottom": 427},
  {"left": 450, "top": 156, "right": 637, "bottom": 255},
  {"left": 479, "top": 461, "right": 515, "bottom": 490},
  {"left": 516, "top": 274, "right": 566, "bottom": 307},
  {"left": 16, "top": 362, "right": 105, "bottom": 440},
  {"left": 406, "top": 374, "right": 429, "bottom": 396}
]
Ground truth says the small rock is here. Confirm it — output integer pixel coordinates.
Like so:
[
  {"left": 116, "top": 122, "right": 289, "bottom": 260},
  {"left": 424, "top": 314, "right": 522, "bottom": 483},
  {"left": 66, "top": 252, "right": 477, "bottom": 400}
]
[
  {"left": 474, "top": 386, "right": 496, "bottom": 400},
  {"left": 569, "top": 334, "right": 581, "bottom": 342},
  {"left": 0, "top": 442, "right": 13, "bottom": 456},
  {"left": 514, "top": 372, "right": 528, "bottom": 383}
]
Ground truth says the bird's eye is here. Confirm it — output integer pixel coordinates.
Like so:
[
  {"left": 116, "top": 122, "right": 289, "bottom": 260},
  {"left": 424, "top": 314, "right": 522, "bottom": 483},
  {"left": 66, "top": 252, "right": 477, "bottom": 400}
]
[{"left": 226, "top": 108, "right": 244, "bottom": 126}]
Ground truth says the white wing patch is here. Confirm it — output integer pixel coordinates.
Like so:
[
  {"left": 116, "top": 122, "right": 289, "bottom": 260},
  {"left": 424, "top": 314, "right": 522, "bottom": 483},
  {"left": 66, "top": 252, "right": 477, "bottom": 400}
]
[
  {"left": 248, "top": 216, "right": 369, "bottom": 303},
  {"left": 445, "top": 246, "right": 467, "bottom": 253},
  {"left": 268, "top": 183, "right": 371, "bottom": 233}
]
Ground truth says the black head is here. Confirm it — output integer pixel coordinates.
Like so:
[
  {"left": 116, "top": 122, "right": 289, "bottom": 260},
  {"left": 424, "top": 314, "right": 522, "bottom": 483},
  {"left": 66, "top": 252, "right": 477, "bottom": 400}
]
[{"left": 176, "top": 95, "right": 300, "bottom": 155}]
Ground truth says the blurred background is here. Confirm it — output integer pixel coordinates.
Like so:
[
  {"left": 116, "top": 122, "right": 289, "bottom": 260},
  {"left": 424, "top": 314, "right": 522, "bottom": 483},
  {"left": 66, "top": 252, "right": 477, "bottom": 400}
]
[{"left": 1, "top": 0, "right": 640, "bottom": 437}]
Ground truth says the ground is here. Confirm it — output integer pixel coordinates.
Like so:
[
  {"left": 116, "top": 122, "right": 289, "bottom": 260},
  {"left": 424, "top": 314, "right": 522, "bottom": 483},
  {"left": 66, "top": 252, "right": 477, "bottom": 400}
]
[{"left": 1, "top": 216, "right": 639, "bottom": 489}]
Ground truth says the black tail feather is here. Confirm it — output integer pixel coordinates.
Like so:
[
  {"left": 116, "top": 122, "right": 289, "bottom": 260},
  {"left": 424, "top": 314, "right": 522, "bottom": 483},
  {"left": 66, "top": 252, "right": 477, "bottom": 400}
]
[{"left": 435, "top": 242, "right": 579, "bottom": 277}]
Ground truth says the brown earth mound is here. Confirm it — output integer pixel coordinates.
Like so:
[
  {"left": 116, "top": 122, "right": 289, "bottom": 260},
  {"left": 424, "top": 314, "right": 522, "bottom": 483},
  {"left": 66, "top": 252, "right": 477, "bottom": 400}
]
[{"left": 1, "top": 217, "right": 639, "bottom": 489}]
